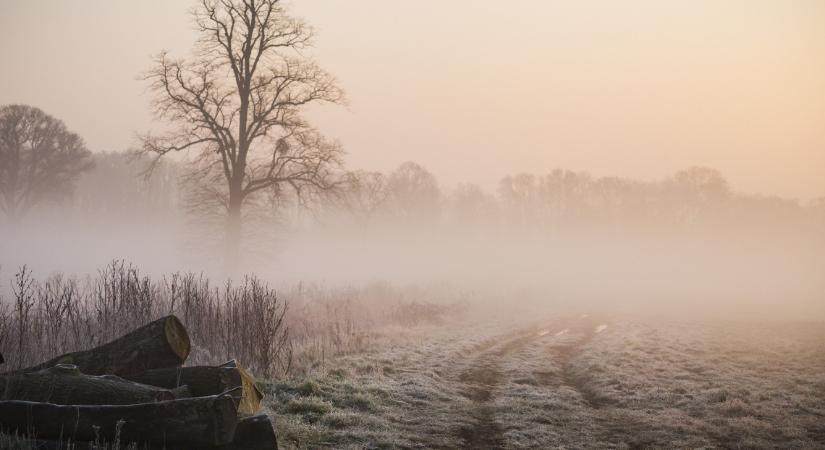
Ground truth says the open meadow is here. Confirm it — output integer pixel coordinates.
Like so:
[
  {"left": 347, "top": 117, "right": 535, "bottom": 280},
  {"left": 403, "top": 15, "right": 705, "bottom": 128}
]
[{"left": 266, "top": 311, "right": 825, "bottom": 449}]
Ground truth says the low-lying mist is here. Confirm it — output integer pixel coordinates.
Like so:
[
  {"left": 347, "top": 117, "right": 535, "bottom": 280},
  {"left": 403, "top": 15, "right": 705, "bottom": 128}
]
[{"left": 1, "top": 153, "right": 823, "bottom": 321}]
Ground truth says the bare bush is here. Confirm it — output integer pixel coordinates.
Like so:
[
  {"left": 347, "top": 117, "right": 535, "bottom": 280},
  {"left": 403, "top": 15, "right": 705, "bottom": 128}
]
[
  {"left": 0, "top": 263, "right": 464, "bottom": 378},
  {"left": 0, "top": 262, "right": 290, "bottom": 377}
]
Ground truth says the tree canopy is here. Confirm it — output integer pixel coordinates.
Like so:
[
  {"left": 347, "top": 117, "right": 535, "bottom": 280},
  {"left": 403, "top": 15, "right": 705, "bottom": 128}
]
[{"left": 0, "top": 104, "right": 93, "bottom": 219}]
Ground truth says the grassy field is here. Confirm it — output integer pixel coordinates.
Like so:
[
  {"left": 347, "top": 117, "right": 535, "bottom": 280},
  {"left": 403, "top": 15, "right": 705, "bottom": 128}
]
[
  {"left": 265, "top": 312, "right": 825, "bottom": 449},
  {"left": 2, "top": 306, "right": 823, "bottom": 449}
]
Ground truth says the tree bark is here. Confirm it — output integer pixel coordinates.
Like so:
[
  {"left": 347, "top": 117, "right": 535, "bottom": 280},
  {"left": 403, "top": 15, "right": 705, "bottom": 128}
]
[
  {"left": 126, "top": 361, "right": 263, "bottom": 416},
  {"left": 0, "top": 364, "right": 182, "bottom": 405},
  {"left": 0, "top": 394, "right": 238, "bottom": 446},
  {"left": 217, "top": 413, "right": 278, "bottom": 450},
  {"left": 18, "top": 315, "right": 190, "bottom": 377}
]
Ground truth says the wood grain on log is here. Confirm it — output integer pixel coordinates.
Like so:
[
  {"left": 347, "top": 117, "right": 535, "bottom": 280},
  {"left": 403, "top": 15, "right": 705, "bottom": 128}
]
[
  {"left": 0, "top": 394, "right": 238, "bottom": 446},
  {"left": 128, "top": 362, "right": 263, "bottom": 415},
  {"left": 221, "top": 360, "right": 265, "bottom": 416},
  {"left": 20, "top": 315, "right": 190, "bottom": 377}
]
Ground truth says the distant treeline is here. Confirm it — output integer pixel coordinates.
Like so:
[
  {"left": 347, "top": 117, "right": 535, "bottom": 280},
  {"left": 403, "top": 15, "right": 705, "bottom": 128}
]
[{"left": 42, "top": 152, "right": 824, "bottom": 237}]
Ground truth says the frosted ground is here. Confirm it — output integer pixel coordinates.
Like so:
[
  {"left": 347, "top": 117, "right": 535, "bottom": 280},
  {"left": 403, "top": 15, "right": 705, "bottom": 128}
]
[{"left": 265, "top": 312, "right": 825, "bottom": 449}]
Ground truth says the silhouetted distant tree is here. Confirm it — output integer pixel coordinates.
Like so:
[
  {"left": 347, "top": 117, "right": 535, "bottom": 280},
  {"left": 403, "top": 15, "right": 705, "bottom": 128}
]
[
  {"left": 447, "top": 183, "right": 498, "bottom": 231},
  {"left": 668, "top": 166, "right": 730, "bottom": 225},
  {"left": 499, "top": 173, "right": 538, "bottom": 227},
  {"left": 340, "top": 170, "right": 389, "bottom": 226},
  {"left": 672, "top": 167, "right": 730, "bottom": 200},
  {"left": 537, "top": 169, "right": 593, "bottom": 227},
  {"left": 386, "top": 162, "right": 441, "bottom": 221},
  {"left": 142, "top": 0, "right": 345, "bottom": 266},
  {"left": 73, "top": 152, "right": 180, "bottom": 220},
  {"left": 0, "top": 105, "right": 93, "bottom": 220}
]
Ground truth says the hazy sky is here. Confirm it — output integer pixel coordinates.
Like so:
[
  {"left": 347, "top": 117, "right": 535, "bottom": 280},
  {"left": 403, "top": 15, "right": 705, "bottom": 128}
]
[{"left": 1, "top": 0, "right": 823, "bottom": 199}]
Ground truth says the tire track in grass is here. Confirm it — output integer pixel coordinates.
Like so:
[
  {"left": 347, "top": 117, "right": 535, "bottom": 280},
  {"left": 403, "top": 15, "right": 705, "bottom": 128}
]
[
  {"left": 542, "top": 317, "right": 676, "bottom": 449},
  {"left": 541, "top": 316, "right": 610, "bottom": 408},
  {"left": 456, "top": 324, "right": 563, "bottom": 449}
]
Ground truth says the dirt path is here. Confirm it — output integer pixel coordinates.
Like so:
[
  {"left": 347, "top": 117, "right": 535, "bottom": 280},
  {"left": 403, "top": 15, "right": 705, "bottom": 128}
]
[
  {"left": 555, "top": 316, "right": 610, "bottom": 408},
  {"left": 452, "top": 315, "right": 608, "bottom": 449},
  {"left": 453, "top": 323, "right": 561, "bottom": 449},
  {"left": 456, "top": 332, "right": 529, "bottom": 449}
]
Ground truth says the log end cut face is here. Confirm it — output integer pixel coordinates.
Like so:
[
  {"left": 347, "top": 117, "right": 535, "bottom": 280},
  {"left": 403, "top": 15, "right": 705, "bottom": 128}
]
[{"left": 164, "top": 315, "right": 191, "bottom": 362}]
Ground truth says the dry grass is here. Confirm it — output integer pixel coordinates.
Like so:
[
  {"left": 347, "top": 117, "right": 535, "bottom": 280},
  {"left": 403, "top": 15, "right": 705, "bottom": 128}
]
[
  {"left": 0, "top": 262, "right": 291, "bottom": 377},
  {"left": 0, "top": 263, "right": 463, "bottom": 379}
]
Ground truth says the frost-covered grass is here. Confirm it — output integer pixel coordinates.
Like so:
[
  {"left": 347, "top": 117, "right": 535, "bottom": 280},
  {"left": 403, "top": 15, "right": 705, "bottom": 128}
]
[
  {"left": 7, "top": 310, "right": 819, "bottom": 449},
  {"left": 264, "top": 314, "right": 825, "bottom": 449},
  {"left": 563, "top": 319, "right": 825, "bottom": 449},
  {"left": 262, "top": 317, "right": 529, "bottom": 449}
]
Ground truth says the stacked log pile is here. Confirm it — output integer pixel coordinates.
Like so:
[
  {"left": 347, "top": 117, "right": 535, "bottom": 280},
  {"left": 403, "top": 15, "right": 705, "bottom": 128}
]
[{"left": 0, "top": 316, "right": 278, "bottom": 449}]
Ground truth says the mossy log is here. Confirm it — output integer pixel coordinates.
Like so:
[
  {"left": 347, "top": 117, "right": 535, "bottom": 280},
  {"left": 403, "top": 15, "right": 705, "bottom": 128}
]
[
  {"left": 127, "top": 360, "right": 263, "bottom": 415},
  {"left": 0, "top": 394, "right": 238, "bottom": 446},
  {"left": 20, "top": 315, "right": 190, "bottom": 376},
  {"left": 0, "top": 364, "right": 186, "bottom": 405}
]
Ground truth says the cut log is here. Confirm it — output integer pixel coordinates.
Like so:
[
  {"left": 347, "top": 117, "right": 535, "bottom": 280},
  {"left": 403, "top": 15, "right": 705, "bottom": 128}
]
[
  {"left": 217, "top": 413, "right": 279, "bottom": 450},
  {"left": 1, "top": 364, "right": 181, "bottom": 405},
  {"left": 5, "top": 415, "right": 278, "bottom": 450},
  {"left": 127, "top": 361, "right": 263, "bottom": 415},
  {"left": 221, "top": 360, "right": 265, "bottom": 415},
  {"left": 0, "top": 394, "right": 238, "bottom": 446},
  {"left": 20, "top": 315, "right": 190, "bottom": 376}
]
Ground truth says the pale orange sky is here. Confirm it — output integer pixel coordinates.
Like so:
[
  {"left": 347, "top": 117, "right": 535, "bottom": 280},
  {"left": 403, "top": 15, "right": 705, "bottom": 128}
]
[{"left": 1, "top": 0, "right": 823, "bottom": 199}]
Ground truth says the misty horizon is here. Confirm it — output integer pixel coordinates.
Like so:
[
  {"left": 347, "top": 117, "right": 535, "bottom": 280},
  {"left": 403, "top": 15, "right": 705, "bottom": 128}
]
[{"left": 1, "top": 0, "right": 824, "bottom": 200}]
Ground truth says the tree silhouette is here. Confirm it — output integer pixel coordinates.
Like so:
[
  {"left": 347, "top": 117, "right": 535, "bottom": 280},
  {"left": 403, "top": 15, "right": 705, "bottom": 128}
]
[
  {"left": 0, "top": 105, "right": 93, "bottom": 220},
  {"left": 386, "top": 162, "right": 441, "bottom": 222},
  {"left": 142, "top": 0, "right": 345, "bottom": 266}
]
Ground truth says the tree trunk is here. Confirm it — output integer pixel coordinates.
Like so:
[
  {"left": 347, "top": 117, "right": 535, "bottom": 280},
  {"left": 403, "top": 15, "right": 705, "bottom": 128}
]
[
  {"left": 0, "top": 364, "right": 183, "bottom": 405},
  {"left": 126, "top": 361, "right": 262, "bottom": 416},
  {"left": 0, "top": 394, "right": 238, "bottom": 446},
  {"left": 225, "top": 192, "right": 243, "bottom": 273},
  {"left": 16, "top": 315, "right": 190, "bottom": 377}
]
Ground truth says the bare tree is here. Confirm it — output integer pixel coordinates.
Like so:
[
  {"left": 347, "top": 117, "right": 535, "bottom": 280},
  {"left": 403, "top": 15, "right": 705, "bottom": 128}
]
[
  {"left": 142, "top": 0, "right": 345, "bottom": 265},
  {"left": 448, "top": 183, "right": 497, "bottom": 228},
  {"left": 340, "top": 170, "right": 389, "bottom": 226},
  {"left": 386, "top": 162, "right": 441, "bottom": 222},
  {"left": 0, "top": 105, "right": 93, "bottom": 220}
]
